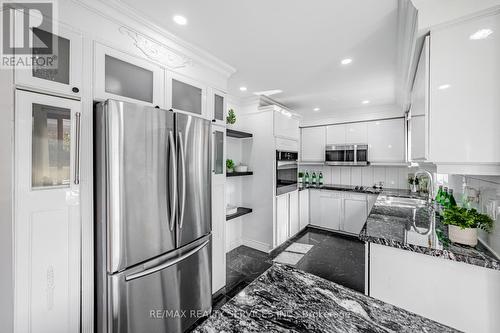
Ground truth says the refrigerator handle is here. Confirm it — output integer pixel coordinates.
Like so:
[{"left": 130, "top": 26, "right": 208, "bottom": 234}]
[
  {"left": 178, "top": 132, "right": 187, "bottom": 229},
  {"left": 124, "top": 239, "right": 209, "bottom": 281},
  {"left": 74, "top": 112, "right": 81, "bottom": 185},
  {"left": 168, "top": 131, "right": 177, "bottom": 231}
]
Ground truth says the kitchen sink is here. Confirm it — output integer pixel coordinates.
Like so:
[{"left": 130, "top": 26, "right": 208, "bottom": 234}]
[{"left": 377, "top": 195, "right": 428, "bottom": 208}]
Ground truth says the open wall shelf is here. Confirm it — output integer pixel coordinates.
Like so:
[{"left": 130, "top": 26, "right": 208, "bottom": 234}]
[
  {"left": 227, "top": 129, "right": 253, "bottom": 139},
  {"left": 226, "top": 207, "right": 253, "bottom": 221},
  {"left": 227, "top": 171, "right": 253, "bottom": 177}
]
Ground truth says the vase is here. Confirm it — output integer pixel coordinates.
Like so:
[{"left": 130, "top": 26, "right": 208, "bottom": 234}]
[
  {"left": 226, "top": 168, "right": 234, "bottom": 173},
  {"left": 448, "top": 225, "right": 478, "bottom": 246}
]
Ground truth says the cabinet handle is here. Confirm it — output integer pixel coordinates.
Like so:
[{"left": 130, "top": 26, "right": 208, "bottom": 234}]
[
  {"left": 72, "top": 87, "right": 79, "bottom": 93},
  {"left": 74, "top": 112, "right": 81, "bottom": 185}
]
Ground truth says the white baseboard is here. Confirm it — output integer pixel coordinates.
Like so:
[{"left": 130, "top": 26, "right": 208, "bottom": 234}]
[
  {"left": 241, "top": 238, "right": 273, "bottom": 253},
  {"left": 226, "top": 238, "right": 243, "bottom": 253}
]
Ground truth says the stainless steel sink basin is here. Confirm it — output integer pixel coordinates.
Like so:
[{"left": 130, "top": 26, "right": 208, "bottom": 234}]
[{"left": 377, "top": 195, "right": 428, "bottom": 208}]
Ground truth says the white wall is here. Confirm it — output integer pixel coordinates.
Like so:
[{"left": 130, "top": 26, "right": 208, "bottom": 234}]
[
  {"left": 300, "top": 166, "right": 418, "bottom": 190},
  {"left": 412, "top": 0, "right": 500, "bottom": 31}
]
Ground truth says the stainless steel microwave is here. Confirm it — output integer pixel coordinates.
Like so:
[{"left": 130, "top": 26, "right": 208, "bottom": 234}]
[{"left": 325, "top": 144, "right": 369, "bottom": 166}]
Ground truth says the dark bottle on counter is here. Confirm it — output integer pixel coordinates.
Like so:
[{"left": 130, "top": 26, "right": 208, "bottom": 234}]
[
  {"left": 311, "top": 172, "right": 317, "bottom": 185},
  {"left": 444, "top": 189, "right": 457, "bottom": 208},
  {"left": 318, "top": 172, "right": 324, "bottom": 185},
  {"left": 304, "top": 170, "right": 310, "bottom": 185}
]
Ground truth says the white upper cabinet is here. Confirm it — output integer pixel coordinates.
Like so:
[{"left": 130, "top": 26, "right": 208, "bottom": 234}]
[
  {"left": 346, "top": 122, "right": 368, "bottom": 143},
  {"left": 166, "top": 71, "right": 207, "bottom": 119},
  {"left": 15, "top": 22, "right": 82, "bottom": 98},
  {"left": 274, "top": 110, "right": 300, "bottom": 141},
  {"left": 94, "top": 43, "right": 164, "bottom": 106},
  {"left": 210, "top": 88, "right": 227, "bottom": 126},
  {"left": 367, "top": 119, "right": 405, "bottom": 163},
  {"left": 326, "top": 124, "right": 346, "bottom": 144},
  {"left": 430, "top": 12, "right": 500, "bottom": 166},
  {"left": 301, "top": 127, "right": 326, "bottom": 162},
  {"left": 410, "top": 36, "right": 430, "bottom": 162}
]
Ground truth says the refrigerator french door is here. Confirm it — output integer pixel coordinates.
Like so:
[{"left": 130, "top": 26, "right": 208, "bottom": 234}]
[{"left": 95, "top": 100, "right": 212, "bottom": 333}]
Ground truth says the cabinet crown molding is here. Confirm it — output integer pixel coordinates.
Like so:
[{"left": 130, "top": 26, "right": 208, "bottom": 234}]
[{"left": 119, "top": 26, "right": 192, "bottom": 69}]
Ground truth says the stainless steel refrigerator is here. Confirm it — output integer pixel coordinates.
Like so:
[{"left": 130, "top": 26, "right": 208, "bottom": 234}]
[{"left": 94, "top": 99, "right": 212, "bottom": 333}]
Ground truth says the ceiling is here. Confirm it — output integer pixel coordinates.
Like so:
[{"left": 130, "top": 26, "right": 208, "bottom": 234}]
[{"left": 118, "top": 0, "right": 400, "bottom": 118}]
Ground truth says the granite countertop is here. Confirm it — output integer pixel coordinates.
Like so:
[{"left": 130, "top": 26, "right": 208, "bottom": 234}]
[
  {"left": 300, "top": 184, "right": 499, "bottom": 271},
  {"left": 194, "top": 264, "right": 459, "bottom": 333}
]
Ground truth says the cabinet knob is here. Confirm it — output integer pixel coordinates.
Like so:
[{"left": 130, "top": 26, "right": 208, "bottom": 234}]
[
  {"left": 72, "top": 87, "right": 79, "bottom": 93},
  {"left": 154, "top": 105, "right": 160, "bottom": 109},
  {"left": 212, "top": 119, "right": 216, "bottom": 123}
]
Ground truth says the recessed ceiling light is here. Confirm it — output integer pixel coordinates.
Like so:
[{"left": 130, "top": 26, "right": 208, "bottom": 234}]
[
  {"left": 254, "top": 89, "right": 282, "bottom": 96},
  {"left": 438, "top": 84, "right": 451, "bottom": 90},
  {"left": 362, "top": 100, "right": 370, "bottom": 104},
  {"left": 173, "top": 15, "right": 187, "bottom": 25},
  {"left": 341, "top": 58, "right": 353, "bottom": 65},
  {"left": 313, "top": 107, "right": 320, "bottom": 111},
  {"left": 239, "top": 86, "right": 247, "bottom": 92},
  {"left": 469, "top": 29, "right": 493, "bottom": 40}
]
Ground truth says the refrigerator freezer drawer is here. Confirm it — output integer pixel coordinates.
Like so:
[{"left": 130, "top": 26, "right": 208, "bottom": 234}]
[{"left": 107, "top": 236, "right": 212, "bottom": 333}]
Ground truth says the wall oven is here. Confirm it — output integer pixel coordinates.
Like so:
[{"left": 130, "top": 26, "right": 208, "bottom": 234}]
[
  {"left": 325, "top": 144, "right": 369, "bottom": 166},
  {"left": 276, "top": 150, "right": 298, "bottom": 195}
]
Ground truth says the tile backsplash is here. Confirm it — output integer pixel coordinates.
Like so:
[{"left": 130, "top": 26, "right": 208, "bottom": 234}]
[{"left": 299, "top": 165, "right": 417, "bottom": 189}]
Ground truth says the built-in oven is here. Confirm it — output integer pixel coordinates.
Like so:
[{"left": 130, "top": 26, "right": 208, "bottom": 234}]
[
  {"left": 276, "top": 150, "right": 298, "bottom": 195},
  {"left": 325, "top": 144, "right": 369, "bottom": 166}
]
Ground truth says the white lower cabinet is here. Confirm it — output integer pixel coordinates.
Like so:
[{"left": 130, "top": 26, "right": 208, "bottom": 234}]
[
  {"left": 299, "top": 189, "right": 310, "bottom": 230},
  {"left": 370, "top": 243, "right": 500, "bottom": 333},
  {"left": 343, "top": 194, "right": 368, "bottom": 234},
  {"left": 276, "top": 194, "right": 290, "bottom": 246},
  {"left": 289, "top": 190, "right": 300, "bottom": 237},
  {"left": 310, "top": 190, "right": 369, "bottom": 235},
  {"left": 275, "top": 190, "right": 300, "bottom": 247}
]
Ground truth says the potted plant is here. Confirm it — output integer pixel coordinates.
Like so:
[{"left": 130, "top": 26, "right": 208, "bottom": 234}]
[
  {"left": 408, "top": 175, "right": 419, "bottom": 193},
  {"left": 226, "top": 159, "right": 235, "bottom": 173},
  {"left": 442, "top": 206, "right": 494, "bottom": 246},
  {"left": 226, "top": 109, "right": 236, "bottom": 125}
]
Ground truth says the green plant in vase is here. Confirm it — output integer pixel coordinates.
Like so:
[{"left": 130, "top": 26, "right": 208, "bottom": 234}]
[
  {"left": 226, "top": 109, "right": 236, "bottom": 125},
  {"left": 226, "top": 159, "right": 235, "bottom": 173},
  {"left": 442, "top": 206, "right": 494, "bottom": 247}
]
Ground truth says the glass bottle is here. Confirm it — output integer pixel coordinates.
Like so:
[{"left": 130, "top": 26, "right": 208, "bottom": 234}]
[
  {"left": 318, "top": 172, "right": 324, "bottom": 185},
  {"left": 435, "top": 185, "right": 444, "bottom": 204},
  {"left": 448, "top": 189, "right": 457, "bottom": 207},
  {"left": 304, "top": 170, "right": 309, "bottom": 185},
  {"left": 311, "top": 172, "right": 317, "bottom": 185}
]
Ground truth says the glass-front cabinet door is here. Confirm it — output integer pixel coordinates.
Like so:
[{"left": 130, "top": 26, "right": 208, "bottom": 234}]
[
  {"left": 211, "top": 88, "right": 227, "bottom": 126},
  {"left": 167, "top": 71, "right": 207, "bottom": 118},
  {"left": 14, "top": 90, "right": 81, "bottom": 332},
  {"left": 14, "top": 21, "right": 82, "bottom": 97},
  {"left": 94, "top": 42, "right": 164, "bottom": 107}
]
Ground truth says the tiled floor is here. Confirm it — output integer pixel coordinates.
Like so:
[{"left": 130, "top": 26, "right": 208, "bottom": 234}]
[{"left": 212, "top": 226, "right": 365, "bottom": 310}]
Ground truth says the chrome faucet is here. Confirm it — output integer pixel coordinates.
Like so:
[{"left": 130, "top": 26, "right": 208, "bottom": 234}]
[{"left": 414, "top": 169, "right": 434, "bottom": 203}]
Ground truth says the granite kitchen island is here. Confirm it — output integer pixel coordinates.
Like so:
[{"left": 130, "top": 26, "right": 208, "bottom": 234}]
[{"left": 194, "top": 264, "right": 458, "bottom": 333}]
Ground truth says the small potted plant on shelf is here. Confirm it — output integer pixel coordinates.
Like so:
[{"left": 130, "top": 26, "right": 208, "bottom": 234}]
[
  {"left": 442, "top": 206, "right": 494, "bottom": 246},
  {"left": 408, "top": 175, "right": 419, "bottom": 193},
  {"left": 226, "top": 159, "right": 235, "bottom": 173},
  {"left": 226, "top": 109, "right": 236, "bottom": 126}
]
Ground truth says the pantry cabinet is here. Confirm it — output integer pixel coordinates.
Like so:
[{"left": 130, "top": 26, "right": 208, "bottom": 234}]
[
  {"left": 14, "top": 90, "right": 81, "bottom": 332},
  {"left": 300, "top": 127, "right": 326, "bottom": 162},
  {"left": 94, "top": 43, "right": 164, "bottom": 106},
  {"left": 15, "top": 22, "right": 83, "bottom": 98}
]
